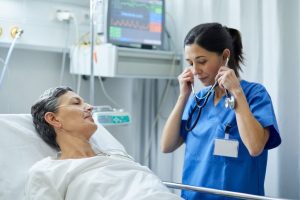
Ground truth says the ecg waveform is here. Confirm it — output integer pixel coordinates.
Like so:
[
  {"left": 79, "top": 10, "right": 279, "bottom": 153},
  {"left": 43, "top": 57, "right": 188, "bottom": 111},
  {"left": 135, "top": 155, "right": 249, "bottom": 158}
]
[
  {"left": 110, "top": 19, "right": 149, "bottom": 30},
  {"left": 112, "top": 0, "right": 162, "bottom": 12}
]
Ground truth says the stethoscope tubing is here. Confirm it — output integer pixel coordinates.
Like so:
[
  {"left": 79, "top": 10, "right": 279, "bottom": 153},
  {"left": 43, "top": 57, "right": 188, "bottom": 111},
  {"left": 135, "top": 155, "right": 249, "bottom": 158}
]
[
  {"left": 185, "top": 58, "right": 235, "bottom": 131},
  {"left": 185, "top": 82, "right": 217, "bottom": 131},
  {"left": 185, "top": 84, "right": 235, "bottom": 131}
]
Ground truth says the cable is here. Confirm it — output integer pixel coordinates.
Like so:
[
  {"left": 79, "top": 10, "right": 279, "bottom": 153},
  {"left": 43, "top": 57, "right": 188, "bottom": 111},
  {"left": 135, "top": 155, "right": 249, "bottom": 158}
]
[
  {"left": 98, "top": 77, "right": 122, "bottom": 108},
  {"left": 58, "top": 12, "right": 80, "bottom": 88},
  {"left": 76, "top": 74, "right": 82, "bottom": 95},
  {"left": 0, "top": 29, "right": 23, "bottom": 88},
  {"left": 0, "top": 58, "right": 4, "bottom": 64},
  {"left": 69, "top": 13, "right": 82, "bottom": 95},
  {"left": 59, "top": 22, "right": 70, "bottom": 86},
  {"left": 164, "top": 28, "right": 172, "bottom": 51},
  {"left": 165, "top": 11, "right": 178, "bottom": 52},
  {"left": 70, "top": 13, "right": 79, "bottom": 45}
]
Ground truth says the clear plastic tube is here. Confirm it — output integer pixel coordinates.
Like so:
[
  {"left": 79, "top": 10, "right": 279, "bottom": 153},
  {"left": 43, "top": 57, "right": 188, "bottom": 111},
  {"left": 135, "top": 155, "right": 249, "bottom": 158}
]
[
  {"left": 98, "top": 77, "right": 122, "bottom": 108},
  {"left": 0, "top": 29, "right": 23, "bottom": 87}
]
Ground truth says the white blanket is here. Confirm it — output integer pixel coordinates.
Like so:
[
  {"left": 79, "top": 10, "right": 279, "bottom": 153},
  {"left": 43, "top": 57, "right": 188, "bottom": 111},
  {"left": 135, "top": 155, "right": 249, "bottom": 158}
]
[{"left": 25, "top": 153, "right": 182, "bottom": 200}]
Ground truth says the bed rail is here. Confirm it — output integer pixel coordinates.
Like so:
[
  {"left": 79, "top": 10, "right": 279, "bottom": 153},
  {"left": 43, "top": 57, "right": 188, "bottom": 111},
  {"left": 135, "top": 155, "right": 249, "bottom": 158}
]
[{"left": 163, "top": 182, "right": 290, "bottom": 200}]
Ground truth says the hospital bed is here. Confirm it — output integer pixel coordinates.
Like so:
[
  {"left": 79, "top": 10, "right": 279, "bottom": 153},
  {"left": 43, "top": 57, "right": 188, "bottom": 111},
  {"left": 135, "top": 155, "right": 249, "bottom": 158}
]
[{"left": 0, "top": 114, "right": 289, "bottom": 200}]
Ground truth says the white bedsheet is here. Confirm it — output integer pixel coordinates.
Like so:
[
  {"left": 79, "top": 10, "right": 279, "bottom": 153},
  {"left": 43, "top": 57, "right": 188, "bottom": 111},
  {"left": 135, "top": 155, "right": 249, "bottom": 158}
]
[{"left": 25, "top": 153, "right": 182, "bottom": 200}]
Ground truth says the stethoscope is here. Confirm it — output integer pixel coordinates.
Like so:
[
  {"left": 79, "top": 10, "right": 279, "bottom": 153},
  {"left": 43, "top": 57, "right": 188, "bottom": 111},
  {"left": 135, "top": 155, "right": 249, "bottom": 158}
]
[{"left": 185, "top": 58, "right": 235, "bottom": 132}]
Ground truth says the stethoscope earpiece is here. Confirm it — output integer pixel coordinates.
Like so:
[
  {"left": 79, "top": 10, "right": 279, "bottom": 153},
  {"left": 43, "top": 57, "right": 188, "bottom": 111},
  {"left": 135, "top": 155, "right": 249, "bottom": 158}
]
[
  {"left": 224, "top": 89, "right": 235, "bottom": 109},
  {"left": 225, "top": 95, "right": 235, "bottom": 109},
  {"left": 224, "top": 57, "right": 235, "bottom": 110}
]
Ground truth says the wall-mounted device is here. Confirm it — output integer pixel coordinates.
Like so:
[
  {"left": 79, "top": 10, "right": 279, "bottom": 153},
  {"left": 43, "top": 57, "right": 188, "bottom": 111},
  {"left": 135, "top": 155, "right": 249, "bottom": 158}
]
[
  {"left": 70, "top": 43, "right": 181, "bottom": 79},
  {"left": 104, "top": 0, "right": 165, "bottom": 50}
]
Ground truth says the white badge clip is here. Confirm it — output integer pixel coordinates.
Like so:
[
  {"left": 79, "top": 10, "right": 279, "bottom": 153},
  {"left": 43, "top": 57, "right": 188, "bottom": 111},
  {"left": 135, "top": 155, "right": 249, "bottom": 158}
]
[{"left": 213, "top": 124, "right": 239, "bottom": 158}]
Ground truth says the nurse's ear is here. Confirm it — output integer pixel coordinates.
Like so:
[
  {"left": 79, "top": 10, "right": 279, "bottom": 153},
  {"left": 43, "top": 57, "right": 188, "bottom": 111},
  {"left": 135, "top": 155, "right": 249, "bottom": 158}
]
[
  {"left": 222, "top": 49, "right": 231, "bottom": 64},
  {"left": 44, "top": 112, "right": 61, "bottom": 129}
]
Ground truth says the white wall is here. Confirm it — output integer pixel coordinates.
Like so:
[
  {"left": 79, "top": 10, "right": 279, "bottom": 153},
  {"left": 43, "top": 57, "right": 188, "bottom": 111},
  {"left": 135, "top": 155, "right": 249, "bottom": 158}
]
[{"left": 0, "top": 0, "right": 89, "bottom": 51}]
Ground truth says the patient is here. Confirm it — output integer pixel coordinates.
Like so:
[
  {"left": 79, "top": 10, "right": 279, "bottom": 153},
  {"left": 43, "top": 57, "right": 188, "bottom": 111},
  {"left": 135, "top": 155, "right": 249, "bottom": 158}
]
[{"left": 25, "top": 86, "right": 182, "bottom": 200}]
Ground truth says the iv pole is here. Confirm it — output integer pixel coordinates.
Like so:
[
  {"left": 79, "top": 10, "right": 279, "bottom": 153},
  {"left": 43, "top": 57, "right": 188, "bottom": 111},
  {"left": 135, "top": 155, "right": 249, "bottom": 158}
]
[{"left": 89, "top": 0, "right": 95, "bottom": 105}]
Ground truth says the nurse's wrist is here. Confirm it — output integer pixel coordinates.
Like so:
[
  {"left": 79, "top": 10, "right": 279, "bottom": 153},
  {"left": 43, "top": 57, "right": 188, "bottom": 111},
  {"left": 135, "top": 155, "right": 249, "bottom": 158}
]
[
  {"left": 231, "top": 87, "right": 244, "bottom": 99},
  {"left": 178, "top": 94, "right": 189, "bottom": 102}
]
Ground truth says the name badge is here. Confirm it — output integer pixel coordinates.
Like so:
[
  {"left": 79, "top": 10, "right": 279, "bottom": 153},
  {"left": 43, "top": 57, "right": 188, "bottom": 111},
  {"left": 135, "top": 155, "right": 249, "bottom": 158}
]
[{"left": 213, "top": 138, "right": 239, "bottom": 158}]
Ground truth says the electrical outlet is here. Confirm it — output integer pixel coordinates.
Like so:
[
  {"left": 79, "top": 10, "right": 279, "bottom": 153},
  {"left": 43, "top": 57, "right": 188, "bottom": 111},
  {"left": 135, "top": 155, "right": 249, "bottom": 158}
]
[{"left": 56, "top": 9, "right": 72, "bottom": 21}]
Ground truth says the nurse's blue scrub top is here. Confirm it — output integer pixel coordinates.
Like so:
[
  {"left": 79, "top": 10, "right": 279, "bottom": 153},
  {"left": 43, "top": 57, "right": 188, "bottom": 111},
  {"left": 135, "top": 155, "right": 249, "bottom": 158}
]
[{"left": 180, "top": 80, "right": 281, "bottom": 200}]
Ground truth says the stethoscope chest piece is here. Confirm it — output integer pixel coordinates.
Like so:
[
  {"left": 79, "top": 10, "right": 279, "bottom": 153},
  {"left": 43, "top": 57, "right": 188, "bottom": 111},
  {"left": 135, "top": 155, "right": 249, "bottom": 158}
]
[{"left": 225, "top": 95, "right": 235, "bottom": 109}]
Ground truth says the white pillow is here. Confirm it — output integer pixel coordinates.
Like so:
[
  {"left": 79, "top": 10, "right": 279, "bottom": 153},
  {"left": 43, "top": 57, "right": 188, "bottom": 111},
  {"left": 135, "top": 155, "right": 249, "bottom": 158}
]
[{"left": 0, "top": 114, "right": 126, "bottom": 200}]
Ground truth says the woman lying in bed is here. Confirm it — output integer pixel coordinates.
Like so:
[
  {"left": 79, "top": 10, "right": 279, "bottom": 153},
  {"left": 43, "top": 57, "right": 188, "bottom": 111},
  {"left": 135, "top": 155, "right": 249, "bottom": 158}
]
[{"left": 25, "top": 86, "right": 182, "bottom": 200}]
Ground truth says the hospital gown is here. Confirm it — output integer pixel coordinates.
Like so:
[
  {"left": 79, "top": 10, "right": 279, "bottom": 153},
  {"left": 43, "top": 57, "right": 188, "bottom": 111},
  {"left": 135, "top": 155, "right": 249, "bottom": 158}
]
[{"left": 25, "top": 153, "right": 182, "bottom": 200}]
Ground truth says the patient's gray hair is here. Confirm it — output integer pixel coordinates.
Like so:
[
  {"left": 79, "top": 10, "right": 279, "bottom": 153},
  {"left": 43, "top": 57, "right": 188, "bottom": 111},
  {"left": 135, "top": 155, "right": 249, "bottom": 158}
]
[{"left": 31, "top": 86, "right": 73, "bottom": 151}]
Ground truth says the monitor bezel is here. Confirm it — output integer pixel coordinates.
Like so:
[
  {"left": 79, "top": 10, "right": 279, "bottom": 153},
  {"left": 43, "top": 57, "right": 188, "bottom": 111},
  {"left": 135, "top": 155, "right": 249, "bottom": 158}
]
[{"left": 105, "top": 0, "right": 165, "bottom": 50}]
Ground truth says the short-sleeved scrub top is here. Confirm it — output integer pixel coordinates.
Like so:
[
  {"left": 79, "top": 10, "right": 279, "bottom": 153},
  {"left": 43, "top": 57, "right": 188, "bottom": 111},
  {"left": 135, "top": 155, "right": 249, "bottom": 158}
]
[{"left": 180, "top": 80, "right": 281, "bottom": 200}]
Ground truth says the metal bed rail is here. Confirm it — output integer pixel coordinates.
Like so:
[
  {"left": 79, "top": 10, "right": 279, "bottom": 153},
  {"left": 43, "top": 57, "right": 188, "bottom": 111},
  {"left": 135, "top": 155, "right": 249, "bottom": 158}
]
[{"left": 163, "top": 182, "right": 290, "bottom": 200}]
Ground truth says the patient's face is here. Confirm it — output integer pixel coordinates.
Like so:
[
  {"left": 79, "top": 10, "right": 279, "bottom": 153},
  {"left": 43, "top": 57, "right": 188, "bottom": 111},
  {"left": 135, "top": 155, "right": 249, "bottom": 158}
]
[{"left": 55, "top": 91, "right": 97, "bottom": 140}]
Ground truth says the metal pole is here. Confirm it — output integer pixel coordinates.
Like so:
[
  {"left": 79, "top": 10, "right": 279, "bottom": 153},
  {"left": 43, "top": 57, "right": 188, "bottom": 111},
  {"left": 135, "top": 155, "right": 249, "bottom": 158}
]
[
  {"left": 163, "top": 182, "right": 291, "bottom": 200},
  {"left": 89, "top": 0, "right": 95, "bottom": 105}
]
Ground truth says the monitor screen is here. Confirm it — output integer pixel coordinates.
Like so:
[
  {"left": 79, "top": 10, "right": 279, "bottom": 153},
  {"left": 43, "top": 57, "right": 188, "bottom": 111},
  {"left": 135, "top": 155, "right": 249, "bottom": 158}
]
[{"left": 106, "top": 0, "right": 164, "bottom": 49}]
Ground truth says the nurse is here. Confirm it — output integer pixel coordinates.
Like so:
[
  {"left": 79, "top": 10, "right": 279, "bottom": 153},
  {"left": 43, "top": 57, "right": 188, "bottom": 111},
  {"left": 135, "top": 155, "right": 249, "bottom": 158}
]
[{"left": 160, "top": 22, "right": 281, "bottom": 199}]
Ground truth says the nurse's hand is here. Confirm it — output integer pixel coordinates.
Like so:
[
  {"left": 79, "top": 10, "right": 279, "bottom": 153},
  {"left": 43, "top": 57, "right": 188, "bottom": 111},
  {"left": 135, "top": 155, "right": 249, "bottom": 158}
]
[
  {"left": 215, "top": 66, "right": 242, "bottom": 97},
  {"left": 178, "top": 67, "right": 193, "bottom": 98}
]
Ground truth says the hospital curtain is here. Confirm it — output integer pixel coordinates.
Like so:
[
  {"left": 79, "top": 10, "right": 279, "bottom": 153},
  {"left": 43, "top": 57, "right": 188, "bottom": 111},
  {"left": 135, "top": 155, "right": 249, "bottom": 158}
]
[
  {"left": 132, "top": 78, "right": 179, "bottom": 175},
  {"left": 132, "top": 79, "right": 159, "bottom": 171}
]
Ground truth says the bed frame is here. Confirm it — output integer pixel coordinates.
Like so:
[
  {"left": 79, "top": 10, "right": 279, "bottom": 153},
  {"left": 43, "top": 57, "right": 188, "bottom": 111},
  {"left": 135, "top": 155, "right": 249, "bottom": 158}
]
[{"left": 163, "top": 182, "right": 290, "bottom": 200}]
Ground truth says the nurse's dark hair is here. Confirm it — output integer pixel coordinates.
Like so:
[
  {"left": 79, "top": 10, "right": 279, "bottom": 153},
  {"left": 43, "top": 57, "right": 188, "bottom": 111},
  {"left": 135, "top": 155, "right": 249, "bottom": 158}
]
[
  {"left": 184, "top": 22, "right": 244, "bottom": 77},
  {"left": 31, "top": 86, "right": 73, "bottom": 151}
]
